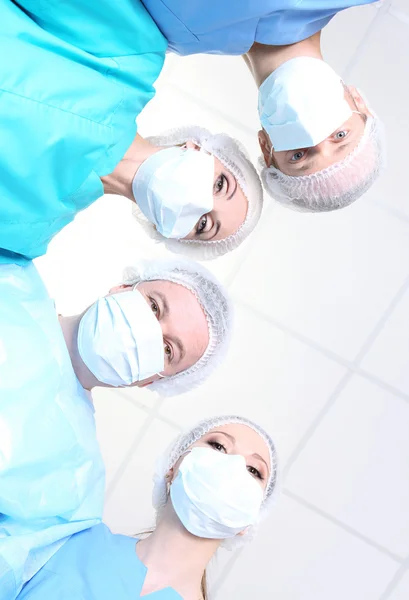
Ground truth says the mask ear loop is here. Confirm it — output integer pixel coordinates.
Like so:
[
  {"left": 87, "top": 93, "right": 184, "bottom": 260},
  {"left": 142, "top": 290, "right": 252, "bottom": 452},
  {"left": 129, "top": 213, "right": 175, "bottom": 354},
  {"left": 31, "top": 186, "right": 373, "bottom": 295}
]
[{"left": 130, "top": 281, "right": 167, "bottom": 380}]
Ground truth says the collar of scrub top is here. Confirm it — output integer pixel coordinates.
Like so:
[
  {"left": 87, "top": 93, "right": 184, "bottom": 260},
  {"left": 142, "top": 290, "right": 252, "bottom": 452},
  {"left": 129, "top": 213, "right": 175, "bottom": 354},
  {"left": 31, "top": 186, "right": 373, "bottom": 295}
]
[{"left": 113, "top": 533, "right": 182, "bottom": 598}]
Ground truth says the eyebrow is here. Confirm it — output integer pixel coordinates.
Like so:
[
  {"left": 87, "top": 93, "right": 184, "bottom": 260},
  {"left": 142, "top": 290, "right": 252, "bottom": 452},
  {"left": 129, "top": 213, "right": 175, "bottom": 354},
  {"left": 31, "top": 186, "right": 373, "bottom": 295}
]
[
  {"left": 155, "top": 291, "right": 169, "bottom": 318},
  {"left": 154, "top": 290, "right": 186, "bottom": 363},
  {"left": 252, "top": 452, "right": 269, "bottom": 472},
  {"left": 171, "top": 335, "right": 186, "bottom": 364},
  {"left": 227, "top": 178, "right": 238, "bottom": 201},
  {"left": 211, "top": 432, "right": 270, "bottom": 473}
]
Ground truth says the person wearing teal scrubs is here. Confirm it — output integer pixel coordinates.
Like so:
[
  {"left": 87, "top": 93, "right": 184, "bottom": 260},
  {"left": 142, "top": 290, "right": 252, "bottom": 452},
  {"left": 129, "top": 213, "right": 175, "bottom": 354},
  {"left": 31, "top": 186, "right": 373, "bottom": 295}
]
[
  {"left": 17, "top": 416, "right": 278, "bottom": 600},
  {"left": 0, "top": 261, "right": 105, "bottom": 600},
  {"left": 0, "top": 0, "right": 166, "bottom": 265}
]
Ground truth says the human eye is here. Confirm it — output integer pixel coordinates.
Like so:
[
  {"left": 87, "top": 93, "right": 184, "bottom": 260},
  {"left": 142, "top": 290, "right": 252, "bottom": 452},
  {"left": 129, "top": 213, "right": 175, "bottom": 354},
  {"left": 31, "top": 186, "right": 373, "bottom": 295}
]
[
  {"left": 213, "top": 173, "right": 227, "bottom": 195},
  {"left": 149, "top": 296, "right": 159, "bottom": 316},
  {"left": 164, "top": 340, "right": 173, "bottom": 362},
  {"left": 247, "top": 465, "right": 263, "bottom": 480},
  {"left": 207, "top": 440, "right": 227, "bottom": 453},
  {"left": 334, "top": 129, "right": 348, "bottom": 141},
  {"left": 290, "top": 149, "right": 306, "bottom": 162},
  {"left": 196, "top": 214, "right": 208, "bottom": 234}
]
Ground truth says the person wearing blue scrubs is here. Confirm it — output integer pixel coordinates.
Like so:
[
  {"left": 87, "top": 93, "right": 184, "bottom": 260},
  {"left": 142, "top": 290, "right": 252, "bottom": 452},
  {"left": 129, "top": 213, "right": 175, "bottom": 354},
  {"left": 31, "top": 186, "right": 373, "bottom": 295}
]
[
  {"left": 0, "top": 257, "right": 232, "bottom": 599},
  {"left": 0, "top": 261, "right": 105, "bottom": 600},
  {"left": 9, "top": 0, "right": 384, "bottom": 216},
  {"left": 17, "top": 416, "right": 278, "bottom": 600}
]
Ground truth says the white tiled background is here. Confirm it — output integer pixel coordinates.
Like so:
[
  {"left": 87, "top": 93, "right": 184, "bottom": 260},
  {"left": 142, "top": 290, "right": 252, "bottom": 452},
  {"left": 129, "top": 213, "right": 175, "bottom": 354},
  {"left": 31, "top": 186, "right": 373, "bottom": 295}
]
[{"left": 35, "top": 1, "right": 409, "bottom": 598}]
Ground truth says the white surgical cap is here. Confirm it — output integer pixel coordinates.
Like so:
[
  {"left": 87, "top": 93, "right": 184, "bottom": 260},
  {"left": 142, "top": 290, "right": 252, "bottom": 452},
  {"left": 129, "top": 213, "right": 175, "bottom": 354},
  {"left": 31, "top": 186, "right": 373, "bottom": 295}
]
[
  {"left": 122, "top": 257, "right": 232, "bottom": 397},
  {"left": 259, "top": 115, "right": 386, "bottom": 212},
  {"left": 133, "top": 126, "right": 264, "bottom": 259},
  {"left": 152, "top": 415, "right": 279, "bottom": 550}
]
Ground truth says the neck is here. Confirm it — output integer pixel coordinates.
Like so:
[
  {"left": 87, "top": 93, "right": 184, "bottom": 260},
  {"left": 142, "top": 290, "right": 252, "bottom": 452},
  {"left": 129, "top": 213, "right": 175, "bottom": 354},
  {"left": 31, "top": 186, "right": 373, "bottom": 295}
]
[
  {"left": 101, "top": 134, "right": 161, "bottom": 200},
  {"left": 245, "top": 32, "right": 323, "bottom": 87},
  {"left": 58, "top": 314, "right": 101, "bottom": 390},
  {"left": 136, "top": 504, "right": 220, "bottom": 600}
]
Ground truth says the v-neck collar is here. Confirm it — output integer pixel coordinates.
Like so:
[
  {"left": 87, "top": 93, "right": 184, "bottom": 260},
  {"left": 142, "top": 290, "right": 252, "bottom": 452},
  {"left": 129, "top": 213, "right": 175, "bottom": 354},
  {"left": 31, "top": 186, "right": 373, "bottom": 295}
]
[{"left": 114, "top": 535, "right": 183, "bottom": 599}]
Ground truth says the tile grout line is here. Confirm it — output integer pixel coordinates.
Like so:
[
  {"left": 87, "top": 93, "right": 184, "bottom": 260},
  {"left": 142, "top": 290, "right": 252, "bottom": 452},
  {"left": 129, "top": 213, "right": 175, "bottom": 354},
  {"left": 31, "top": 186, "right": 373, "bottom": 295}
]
[
  {"left": 342, "top": 0, "right": 392, "bottom": 79},
  {"left": 389, "top": 6, "right": 409, "bottom": 26},
  {"left": 104, "top": 398, "right": 180, "bottom": 501},
  {"left": 282, "top": 370, "right": 353, "bottom": 478},
  {"left": 378, "top": 560, "right": 409, "bottom": 600},
  {"left": 233, "top": 297, "right": 409, "bottom": 403},
  {"left": 353, "top": 274, "right": 409, "bottom": 364},
  {"left": 280, "top": 269, "right": 409, "bottom": 477},
  {"left": 283, "top": 490, "right": 405, "bottom": 564},
  {"left": 212, "top": 549, "right": 243, "bottom": 597}
]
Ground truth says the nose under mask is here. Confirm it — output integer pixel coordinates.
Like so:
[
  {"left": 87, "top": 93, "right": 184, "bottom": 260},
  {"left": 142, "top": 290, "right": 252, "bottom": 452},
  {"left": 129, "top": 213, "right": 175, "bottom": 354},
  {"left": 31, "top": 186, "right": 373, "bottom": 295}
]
[
  {"left": 170, "top": 446, "right": 264, "bottom": 539},
  {"left": 132, "top": 146, "right": 215, "bottom": 239},
  {"left": 77, "top": 289, "right": 165, "bottom": 387},
  {"left": 258, "top": 57, "right": 354, "bottom": 152}
]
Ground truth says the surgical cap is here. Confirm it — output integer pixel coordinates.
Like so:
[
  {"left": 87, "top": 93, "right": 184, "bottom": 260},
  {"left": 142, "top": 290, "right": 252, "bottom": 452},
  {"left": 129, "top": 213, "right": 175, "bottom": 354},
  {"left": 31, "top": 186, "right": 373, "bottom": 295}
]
[
  {"left": 152, "top": 415, "right": 278, "bottom": 550},
  {"left": 122, "top": 257, "right": 232, "bottom": 397},
  {"left": 133, "top": 126, "right": 264, "bottom": 259},
  {"left": 259, "top": 116, "right": 386, "bottom": 212}
]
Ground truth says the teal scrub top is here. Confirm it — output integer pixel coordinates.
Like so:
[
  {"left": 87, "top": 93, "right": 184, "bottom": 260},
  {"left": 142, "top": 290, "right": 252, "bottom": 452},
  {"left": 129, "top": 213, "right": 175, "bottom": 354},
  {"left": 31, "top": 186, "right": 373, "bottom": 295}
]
[
  {"left": 141, "top": 0, "right": 377, "bottom": 55},
  {"left": 0, "top": 0, "right": 167, "bottom": 265},
  {"left": 0, "top": 262, "right": 105, "bottom": 600},
  {"left": 19, "top": 524, "right": 182, "bottom": 600}
]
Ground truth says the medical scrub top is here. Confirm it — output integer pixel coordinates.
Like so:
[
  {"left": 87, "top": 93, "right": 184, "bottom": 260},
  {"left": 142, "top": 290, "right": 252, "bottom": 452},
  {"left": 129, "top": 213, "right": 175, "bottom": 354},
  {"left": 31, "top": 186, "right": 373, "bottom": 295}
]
[
  {"left": 0, "top": 0, "right": 166, "bottom": 265},
  {"left": 19, "top": 524, "right": 182, "bottom": 600},
  {"left": 141, "top": 0, "right": 376, "bottom": 55},
  {"left": 0, "top": 262, "right": 105, "bottom": 600}
]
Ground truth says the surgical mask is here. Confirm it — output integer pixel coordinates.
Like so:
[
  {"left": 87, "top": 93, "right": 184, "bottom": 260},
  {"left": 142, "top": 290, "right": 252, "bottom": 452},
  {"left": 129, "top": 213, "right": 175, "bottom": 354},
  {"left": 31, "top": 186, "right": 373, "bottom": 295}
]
[
  {"left": 258, "top": 57, "right": 354, "bottom": 151},
  {"left": 170, "top": 447, "right": 264, "bottom": 539},
  {"left": 77, "top": 289, "right": 164, "bottom": 387},
  {"left": 132, "top": 146, "right": 214, "bottom": 239}
]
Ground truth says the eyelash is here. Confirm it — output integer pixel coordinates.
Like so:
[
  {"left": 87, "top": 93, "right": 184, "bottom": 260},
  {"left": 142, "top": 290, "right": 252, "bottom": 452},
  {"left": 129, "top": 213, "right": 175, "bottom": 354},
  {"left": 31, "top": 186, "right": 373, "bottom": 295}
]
[
  {"left": 214, "top": 173, "right": 227, "bottom": 194},
  {"left": 207, "top": 440, "right": 263, "bottom": 480},
  {"left": 149, "top": 296, "right": 173, "bottom": 362},
  {"left": 196, "top": 215, "right": 208, "bottom": 235},
  {"left": 149, "top": 296, "right": 159, "bottom": 317}
]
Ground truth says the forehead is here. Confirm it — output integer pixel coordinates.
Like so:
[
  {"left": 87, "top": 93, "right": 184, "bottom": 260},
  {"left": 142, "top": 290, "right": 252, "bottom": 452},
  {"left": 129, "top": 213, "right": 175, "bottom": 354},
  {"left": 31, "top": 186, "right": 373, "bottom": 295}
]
[
  {"left": 138, "top": 278, "right": 209, "bottom": 343},
  {"left": 204, "top": 423, "right": 271, "bottom": 470}
]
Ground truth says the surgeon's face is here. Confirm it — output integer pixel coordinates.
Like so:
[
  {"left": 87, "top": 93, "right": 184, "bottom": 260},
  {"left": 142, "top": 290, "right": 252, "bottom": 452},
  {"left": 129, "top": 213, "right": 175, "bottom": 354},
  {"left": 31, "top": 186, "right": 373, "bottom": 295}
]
[
  {"left": 170, "top": 423, "right": 271, "bottom": 494},
  {"left": 179, "top": 141, "right": 248, "bottom": 242},
  {"left": 109, "top": 280, "right": 209, "bottom": 385},
  {"left": 259, "top": 86, "right": 371, "bottom": 177}
]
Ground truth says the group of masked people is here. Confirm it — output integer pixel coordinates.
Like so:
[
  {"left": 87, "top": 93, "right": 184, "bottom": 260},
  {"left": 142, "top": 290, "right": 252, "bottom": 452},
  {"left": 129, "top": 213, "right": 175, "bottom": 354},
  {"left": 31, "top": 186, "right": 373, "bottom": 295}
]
[{"left": 0, "top": 1, "right": 385, "bottom": 599}]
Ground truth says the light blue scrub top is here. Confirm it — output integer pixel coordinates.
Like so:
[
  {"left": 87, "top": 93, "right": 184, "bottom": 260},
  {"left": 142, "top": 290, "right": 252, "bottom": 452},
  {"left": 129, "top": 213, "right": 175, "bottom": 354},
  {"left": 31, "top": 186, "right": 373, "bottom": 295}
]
[
  {"left": 0, "top": 0, "right": 166, "bottom": 265},
  {"left": 18, "top": 524, "right": 182, "bottom": 600},
  {"left": 0, "top": 262, "right": 105, "bottom": 600},
  {"left": 141, "top": 0, "right": 377, "bottom": 55}
]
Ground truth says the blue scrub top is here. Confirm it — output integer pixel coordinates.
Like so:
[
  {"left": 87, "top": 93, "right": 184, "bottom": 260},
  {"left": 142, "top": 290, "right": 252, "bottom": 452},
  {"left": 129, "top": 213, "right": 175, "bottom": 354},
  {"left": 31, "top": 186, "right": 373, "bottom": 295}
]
[
  {"left": 0, "top": 262, "right": 105, "bottom": 600},
  {"left": 19, "top": 524, "right": 182, "bottom": 600},
  {"left": 141, "top": 0, "right": 377, "bottom": 55},
  {"left": 0, "top": 0, "right": 166, "bottom": 265}
]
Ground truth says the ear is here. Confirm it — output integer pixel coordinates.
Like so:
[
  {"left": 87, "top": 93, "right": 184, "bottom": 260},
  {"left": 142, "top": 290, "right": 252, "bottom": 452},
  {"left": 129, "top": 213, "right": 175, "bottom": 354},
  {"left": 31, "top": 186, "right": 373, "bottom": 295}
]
[
  {"left": 108, "top": 284, "right": 132, "bottom": 295},
  {"left": 165, "top": 467, "right": 175, "bottom": 489},
  {"left": 138, "top": 381, "right": 153, "bottom": 388},
  {"left": 347, "top": 85, "right": 372, "bottom": 117},
  {"left": 258, "top": 129, "right": 272, "bottom": 167},
  {"left": 184, "top": 140, "right": 201, "bottom": 151}
]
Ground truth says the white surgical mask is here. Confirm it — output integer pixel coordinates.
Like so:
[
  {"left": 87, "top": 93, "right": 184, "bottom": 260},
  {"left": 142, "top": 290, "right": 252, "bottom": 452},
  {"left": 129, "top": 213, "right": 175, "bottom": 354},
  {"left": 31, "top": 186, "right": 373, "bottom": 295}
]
[
  {"left": 132, "top": 146, "right": 214, "bottom": 239},
  {"left": 77, "top": 289, "right": 164, "bottom": 387},
  {"left": 258, "top": 57, "right": 353, "bottom": 151},
  {"left": 170, "top": 447, "right": 264, "bottom": 539}
]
